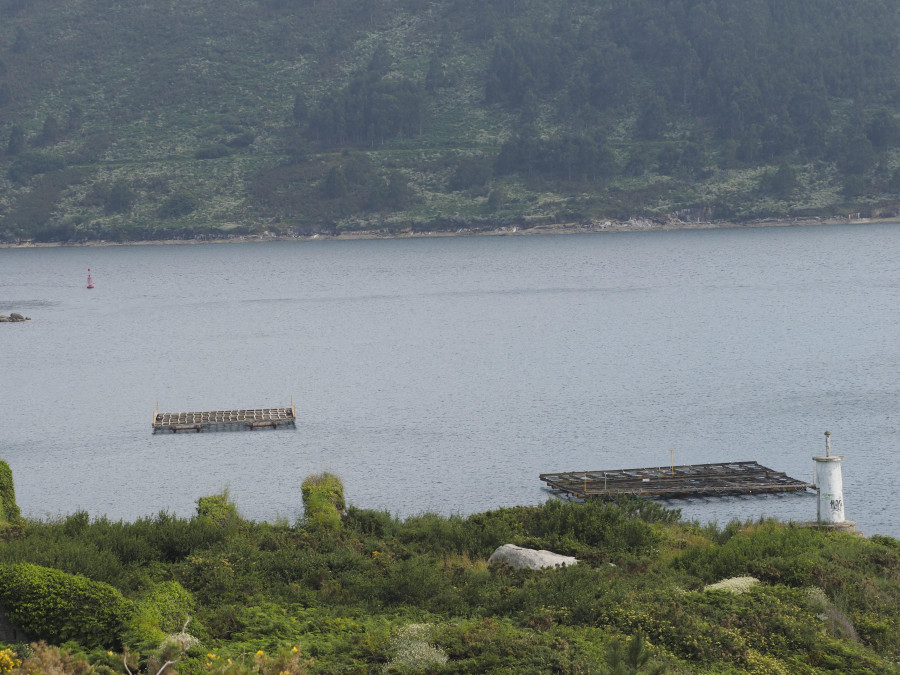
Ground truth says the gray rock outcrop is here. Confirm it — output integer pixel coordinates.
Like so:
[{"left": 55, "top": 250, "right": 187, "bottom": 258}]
[{"left": 488, "top": 544, "right": 578, "bottom": 570}]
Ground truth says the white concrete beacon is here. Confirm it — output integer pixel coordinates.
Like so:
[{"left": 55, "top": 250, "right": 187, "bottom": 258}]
[{"left": 813, "top": 431, "right": 845, "bottom": 524}]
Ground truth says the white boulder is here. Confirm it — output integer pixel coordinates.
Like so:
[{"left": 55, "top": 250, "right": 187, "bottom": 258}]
[{"left": 488, "top": 544, "right": 578, "bottom": 570}]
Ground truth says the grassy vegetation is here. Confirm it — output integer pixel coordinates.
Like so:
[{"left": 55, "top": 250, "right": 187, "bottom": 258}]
[
  {"left": 1, "top": 0, "right": 900, "bottom": 243},
  {"left": 0, "top": 460, "right": 22, "bottom": 533},
  {"left": 0, "top": 470, "right": 898, "bottom": 673}
]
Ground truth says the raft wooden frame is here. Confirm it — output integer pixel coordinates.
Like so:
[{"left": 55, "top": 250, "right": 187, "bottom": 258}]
[
  {"left": 540, "top": 460, "right": 813, "bottom": 500},
  {"left": 152, "top": 401, "right": 296, "bottom": 433}
]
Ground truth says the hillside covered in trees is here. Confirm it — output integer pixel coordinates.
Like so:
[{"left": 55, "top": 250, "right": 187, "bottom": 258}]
[{"left": 1, "top": 0, "right": 900, "bottom": 243}]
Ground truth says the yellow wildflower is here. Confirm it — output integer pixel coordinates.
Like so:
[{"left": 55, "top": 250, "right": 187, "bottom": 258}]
[{"left": 0, "top": 649, "right": 22, "bottom": 674}]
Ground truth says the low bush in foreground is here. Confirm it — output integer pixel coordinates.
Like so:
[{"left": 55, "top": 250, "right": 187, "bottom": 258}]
[{"left": 0, "top": 563, "right": 132, "bottom": 648}]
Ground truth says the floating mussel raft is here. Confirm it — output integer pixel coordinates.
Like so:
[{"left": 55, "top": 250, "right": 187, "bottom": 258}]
[
  {"left": 540, "top": 461, "right": 813, "bottom": 500},
  {"left": 152, "top": 401, "right": 296, "bottom": 433}
]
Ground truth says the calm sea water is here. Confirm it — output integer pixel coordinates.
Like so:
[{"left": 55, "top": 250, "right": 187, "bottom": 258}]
[{"left": 1, "top": 224, "right": 898, "bottom": 538}]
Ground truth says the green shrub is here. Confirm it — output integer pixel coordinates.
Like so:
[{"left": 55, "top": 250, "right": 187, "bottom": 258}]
[
  {"left": 0, "top": 563, "right": 133, "bottom": 648},
  {"left": 463, "top": 508, "right": 526, "bottom": 556},
  {"left": 518, "top": 498, "right": 665, "bottom": 555},
  {"left": 157, "top": 191, "right": 198, "bottom": 219},
  {"left": 121, "top": 580, "right": 198, "bottom": 652},
  {"left": 227, "top": 601, "right": 306, "bottom": 650},
  {"left": 196, "top": 492, "right": 240, "bottom": 528},
  {"left": 0, "top": 461, "right": 21, "bottom": 525},
  {"left": 0, "top": 510, "right": 230, "bottom": 592},
  {"left": 0, "top": 523, "right": 125, "bottom": 585},
  {"left": 343, "top": 506, "right": 396, "bottom": 539},
  {"left": 396, "top": 512, "right": 472, "bottom": 556},
  {"left": 870, "top": 534, "right": 900, "bottom": 550},
  {"left": 379, "top": 556, "right": 457, "bottom": 610},
  {"left": 300, "top": 473, "right": 344, "bottom": 531},
  {"left": 459, "top": 498, "right": 671, "bottom": 560},
  {"left": 131, "top": 510, "right": 230, "bottom": 563}
]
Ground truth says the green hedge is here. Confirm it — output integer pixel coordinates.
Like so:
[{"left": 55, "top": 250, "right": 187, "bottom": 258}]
[{"left": 0, "top": 563, "right": 133, "bottom": 648}]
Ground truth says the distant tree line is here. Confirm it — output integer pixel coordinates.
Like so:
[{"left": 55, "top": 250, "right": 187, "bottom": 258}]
[
  {"left": 294, "top": 0, "right": 900, "bottom": 189},
  {"left": 3, "top": 0, "right": 900, "bottom": 242},
  {"left": 480, "top": 0, "right": 900, "bottom": 183}
]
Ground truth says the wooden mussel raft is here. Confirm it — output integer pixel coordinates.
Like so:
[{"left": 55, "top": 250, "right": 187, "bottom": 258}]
[
  {"left": 152, "top": 400, "right": 296, "bottom": 433},
  {"left": 540, "top": 461, "right": 813, "bottom": 500}
]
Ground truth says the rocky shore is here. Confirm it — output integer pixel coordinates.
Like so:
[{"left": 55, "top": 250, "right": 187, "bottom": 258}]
[{"left": 0, "top": 214, "right": 896, "bottom": 249}]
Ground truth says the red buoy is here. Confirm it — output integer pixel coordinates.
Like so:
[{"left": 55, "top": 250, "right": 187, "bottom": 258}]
[{"left": 87, "top": 269, "right": 94, "bottom": 289}]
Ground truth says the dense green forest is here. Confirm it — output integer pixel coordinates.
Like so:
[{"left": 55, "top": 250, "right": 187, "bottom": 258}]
[
  {"left": 1, "top": 0, "right": 900, "bottom": 243},
  {"left": 1, "top": 468, "right": 899, "bottom": 673}
]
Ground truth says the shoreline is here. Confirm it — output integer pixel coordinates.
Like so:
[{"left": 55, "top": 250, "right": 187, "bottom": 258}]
[{"left": 1, "top": 215, "right": 896, "bottom": 249}]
